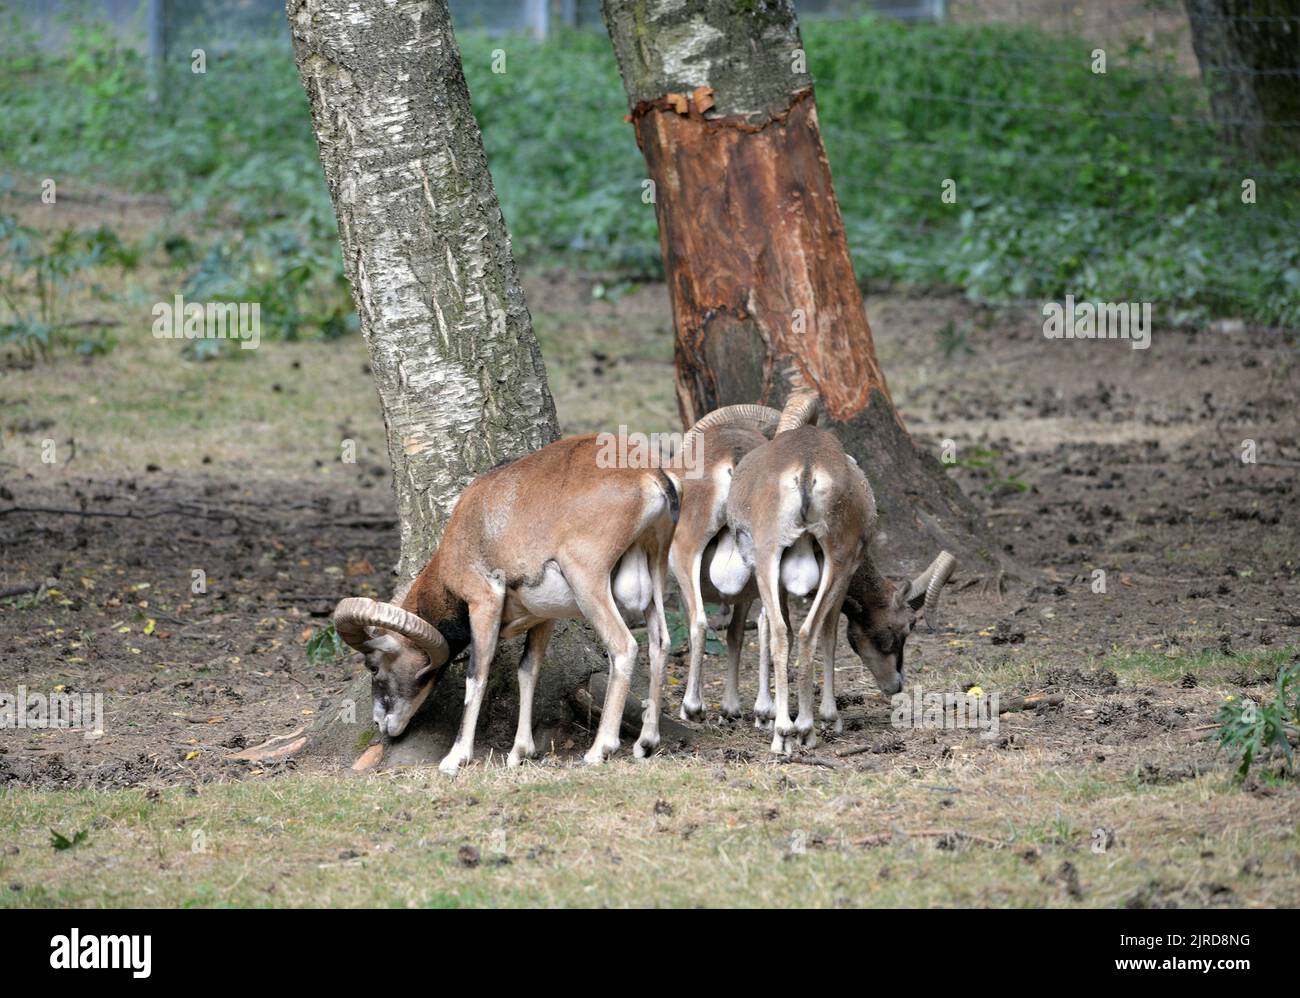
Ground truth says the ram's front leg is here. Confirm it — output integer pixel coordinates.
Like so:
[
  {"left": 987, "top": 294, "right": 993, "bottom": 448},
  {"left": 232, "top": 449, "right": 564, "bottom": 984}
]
[
  {"left": 439, "top": 572, "right": 505, "bottom": 775},
  {"left": 794, "top": 560, "right": 837, "bottom": 749},
  {"left": 635, "top": 590, "right": 669, "bottom": 759}
]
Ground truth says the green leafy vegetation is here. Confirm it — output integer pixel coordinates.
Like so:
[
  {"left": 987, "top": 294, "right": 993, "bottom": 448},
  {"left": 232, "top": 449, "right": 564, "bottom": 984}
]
[
  {"left": 1, "top": 13, "right": 1294, "bottom": 354},
  {"left": 935, "top": 319, "right": 974, "bottom": 359},
  {"left": 661, "top": 607, "right": 725, "bottom": 656},
  {"left": 945, "top": 445, "right": 1027, "bottom": 493},
  {"left": 306, "top": 621, "right": 345, "bottom": 664},
  {"left": 48, "top": 828, "right": 89, "bottom": 851},
  {"left": 814, "top": 19, "right": 1300, "bottom": 328},
  {"left": 1216, "top": 657, "right": 1300, "bottom": 780},
  {"left": 0, "top": 205, "right": 136, "bottom": 362}
]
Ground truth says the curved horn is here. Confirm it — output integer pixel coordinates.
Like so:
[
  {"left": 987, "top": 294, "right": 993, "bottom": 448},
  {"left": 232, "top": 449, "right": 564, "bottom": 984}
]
[
  {"left": 686, "top": 403, "right": 781, "bottom": 438},
  {"left": 682, "top": 404, "right": 782, "bottom": 462},
  {"left": 776, "top": 388, "right": 819, "bottom": 434},
  {"left": 924, "top": 551, "right": 956, "bottom": 619},
  {"left": 904, "top": 552, "right": 956, "bottom": 629},
  {"left": 333, "top": 597, "right": 449, "bottom": 667}
]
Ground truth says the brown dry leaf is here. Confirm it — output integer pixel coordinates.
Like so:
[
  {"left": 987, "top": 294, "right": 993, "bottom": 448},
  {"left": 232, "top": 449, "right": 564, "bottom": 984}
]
[
  {"left": 665, "top": 92, "right": 688, "bottom": 114},
  {"left": 347, "top": 559, "right": 374, "bottom": 577},
  {"left": 351, "top": 743, "right": 384, "bottom": 772},
  {"left": 691, "top": 85, "right": 715, "bottom": 113}
]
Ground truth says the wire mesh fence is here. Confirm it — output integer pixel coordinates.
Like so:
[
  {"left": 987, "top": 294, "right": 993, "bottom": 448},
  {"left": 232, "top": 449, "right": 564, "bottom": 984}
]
[
  {"left": 4, "top": 1, "right": 1295, "bottom": 333},
  {"left": 812, "top": 1, "right": 1299, "bottom": 331},
  {"left": 9, "top": 0, "right": 943, "bottom": 49}
]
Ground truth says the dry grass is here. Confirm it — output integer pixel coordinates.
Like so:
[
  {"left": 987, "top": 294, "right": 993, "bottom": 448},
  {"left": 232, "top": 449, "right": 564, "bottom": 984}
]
[{"left": 2, "top": 742, "right": 1296, "bottom": 908}]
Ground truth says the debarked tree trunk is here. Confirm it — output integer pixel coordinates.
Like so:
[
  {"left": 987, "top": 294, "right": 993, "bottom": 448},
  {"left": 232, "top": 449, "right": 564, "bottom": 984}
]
[{"left": 601, "top": 0, "right": 1003, "bottom": 576}]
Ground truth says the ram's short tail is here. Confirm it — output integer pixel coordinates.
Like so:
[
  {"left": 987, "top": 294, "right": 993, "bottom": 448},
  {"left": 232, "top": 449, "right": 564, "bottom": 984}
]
[{"left": 654, "top": 469, "right": 680, "bottom": 524}]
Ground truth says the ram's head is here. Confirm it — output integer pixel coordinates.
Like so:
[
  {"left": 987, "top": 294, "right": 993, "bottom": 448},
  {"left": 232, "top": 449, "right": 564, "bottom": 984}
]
[
  {"left": 843, "top": 552, "right": 956, "bottom": 696},
  {"left": 333, "top": 598, "right": 450, "bottom": 737}
]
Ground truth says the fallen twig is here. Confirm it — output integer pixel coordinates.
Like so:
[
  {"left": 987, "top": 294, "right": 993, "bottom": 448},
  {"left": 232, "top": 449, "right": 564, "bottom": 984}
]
[
  {"left": 226, "top": 725, "right": 308, "bottom": 762},
  {"left": 835, "top": 737, "right": 906, "bottom": 758},
  {"left": 0, "top": 580, "right": 45, "bottom": 599},
  {"left": 61, "top": 319, "right": 123, "bottom": 329},
  {"left": 780, "top": 754, "right": 839, "bottom": 769},
  {"left": 906, "top": 828, "right": 1007, "bottom": 849},
  {"left": 999, "top": 692, "right": 1064, "bottom": 714}
]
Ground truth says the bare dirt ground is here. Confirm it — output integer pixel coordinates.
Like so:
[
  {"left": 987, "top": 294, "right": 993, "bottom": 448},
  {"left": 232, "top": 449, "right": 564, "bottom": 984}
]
[
  {"left": 2, "top": 198, "right": 1298, "bottom": 904},
  {"left": 3, "top": 269, "right": 1297, "bottom": 778}
]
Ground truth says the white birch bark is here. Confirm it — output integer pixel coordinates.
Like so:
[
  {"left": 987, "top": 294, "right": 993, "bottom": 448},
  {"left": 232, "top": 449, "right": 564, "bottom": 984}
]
[{"left": 288, "top": 0, "right": 559, "bottom": 586}]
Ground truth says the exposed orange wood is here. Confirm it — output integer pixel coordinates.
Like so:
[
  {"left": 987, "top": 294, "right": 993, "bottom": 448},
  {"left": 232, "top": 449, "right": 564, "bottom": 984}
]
[{"left": 632, "top": 87, "right": 894, "bottom": 427}]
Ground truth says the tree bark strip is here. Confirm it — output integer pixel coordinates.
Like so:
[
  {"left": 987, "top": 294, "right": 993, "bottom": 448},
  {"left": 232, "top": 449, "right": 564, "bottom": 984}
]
[{"left": 635, "top": 87, "right": 892, "bottom": 426}]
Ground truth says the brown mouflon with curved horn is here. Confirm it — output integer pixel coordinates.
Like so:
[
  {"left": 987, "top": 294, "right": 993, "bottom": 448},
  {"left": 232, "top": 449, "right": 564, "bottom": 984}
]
[
  {"left": 334, "top": 434, "right": 678, "bottom": 773},
  {"left": 724, "top": 386, "right": 956, "bottom": 753},
  {"left": 840, "top": 549, "right": 956, "bottom": 709},
  {"left": 670, "top": 403, "right": 781, "bottom": 724},
  {"left": 669, "top": 391, "right": 821, "bottom": 725}
]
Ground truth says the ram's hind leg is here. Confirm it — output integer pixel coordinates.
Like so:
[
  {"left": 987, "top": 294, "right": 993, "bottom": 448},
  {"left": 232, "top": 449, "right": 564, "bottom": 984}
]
[
  {"left": 756, "top": 560, "right": 795, "bottom": 755},
  {"left": 635, "top": 543, "right": 671, "bottom": 758},
  {"left": 819, "top": 610, "right": 843, "bottom": 735},
  {"left": 794, "top": 556, "right": 841, "bottom": 749},
  {"left": 509, "top": 620, "right": 555, "bottom": 767},
  {"left": 564, "top": 560, "right": 639, "bottom": 766},
  {"left": 720, "top": 597, "right": 751, "bottom": 721},
  {"left": 754, "top": 605, "right": 774, "bottom": 727}
]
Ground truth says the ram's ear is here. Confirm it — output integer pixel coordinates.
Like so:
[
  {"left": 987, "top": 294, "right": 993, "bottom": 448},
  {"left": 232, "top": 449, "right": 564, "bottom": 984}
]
[{"left": 363, "top": 634, "right": 402, "bottom": 656}]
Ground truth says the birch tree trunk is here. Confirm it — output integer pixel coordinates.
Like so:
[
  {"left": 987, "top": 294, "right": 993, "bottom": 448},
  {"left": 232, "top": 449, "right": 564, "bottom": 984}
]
[
  {"left": 288, "top": 0, "right": 558, "bottom": 586},
  {"left": 600, "top": 0, "right": 1000, "bottom": 575},
  {"left": 1183, "top": 0, "right": 1300, "bottom": 161}
]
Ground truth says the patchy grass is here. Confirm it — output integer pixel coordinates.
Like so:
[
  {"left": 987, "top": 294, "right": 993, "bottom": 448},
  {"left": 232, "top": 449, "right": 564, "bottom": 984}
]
[
  {"left": 1101, "top": 647, "right": 1296, "bottom": 686},
  {"left": 0, "top": 267, "right": 674, "bottom": 477},
  {"left": 3, "top": 646, "right": 1296, "bottom": 910},
  {"left": 2, "top": 753, "right": 1296, "bottom": 908}
]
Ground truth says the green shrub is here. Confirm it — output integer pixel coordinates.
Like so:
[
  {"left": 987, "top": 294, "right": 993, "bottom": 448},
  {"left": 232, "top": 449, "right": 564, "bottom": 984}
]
[{"left": 1216, "top": 657, "right": 1300, "bottom": 780}]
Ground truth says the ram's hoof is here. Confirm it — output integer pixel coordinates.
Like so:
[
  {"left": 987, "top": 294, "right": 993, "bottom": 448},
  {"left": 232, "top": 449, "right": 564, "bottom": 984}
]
[
  {"left": 633, "top": 733, "right": 660, "bottom": 759},
  {"left": 583, "top": 738, "right": 619, "bottom": 765}
]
